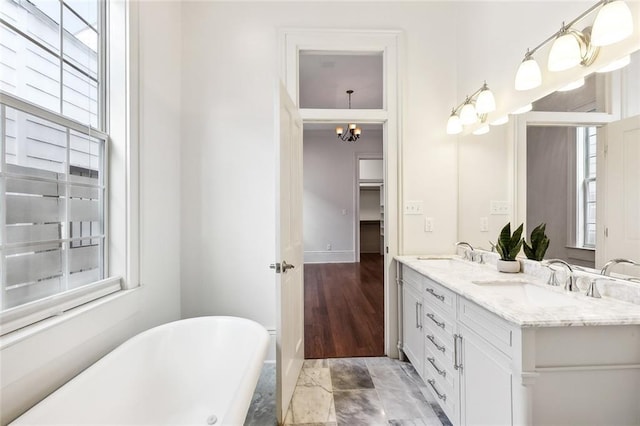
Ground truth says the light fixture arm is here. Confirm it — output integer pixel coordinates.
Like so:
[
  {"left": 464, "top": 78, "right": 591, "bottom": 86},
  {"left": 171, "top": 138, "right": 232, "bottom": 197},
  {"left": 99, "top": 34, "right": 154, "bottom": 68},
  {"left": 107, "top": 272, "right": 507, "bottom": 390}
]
[{"left": 523, "top": 0, "right": 607, "bottom": 57}]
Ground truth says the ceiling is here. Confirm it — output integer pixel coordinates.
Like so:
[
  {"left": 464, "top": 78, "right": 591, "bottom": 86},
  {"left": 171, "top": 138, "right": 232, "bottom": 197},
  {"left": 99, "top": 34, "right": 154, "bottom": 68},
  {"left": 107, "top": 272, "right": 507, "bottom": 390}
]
[{"left": 299, "top": 52, "right": 384, "bottom": 109}]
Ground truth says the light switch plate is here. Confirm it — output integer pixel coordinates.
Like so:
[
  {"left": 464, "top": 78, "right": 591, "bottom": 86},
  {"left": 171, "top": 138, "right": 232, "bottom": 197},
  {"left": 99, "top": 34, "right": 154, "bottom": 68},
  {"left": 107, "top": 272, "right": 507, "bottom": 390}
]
[
  {"left": 490, "top": 201, "right": 511, "bottom": 215},
  {"left": 404, "top": 201, "right": 424, "bottom": 215},
  {"left": 480, "top": 217, "right": 489, "bottom": 232},
  {"left": 425, "top": 217, "right": 434, "bottom": 232}
]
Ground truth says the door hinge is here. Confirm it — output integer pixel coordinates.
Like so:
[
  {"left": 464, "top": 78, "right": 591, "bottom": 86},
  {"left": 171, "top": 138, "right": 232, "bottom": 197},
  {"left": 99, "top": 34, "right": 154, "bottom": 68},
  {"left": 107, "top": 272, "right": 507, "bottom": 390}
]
[
  {"left": 605, "top": 227, "right": 608, "bottom": 238},
  {"left": 386, "top": 246, "right": 389, "bottom": 254}
]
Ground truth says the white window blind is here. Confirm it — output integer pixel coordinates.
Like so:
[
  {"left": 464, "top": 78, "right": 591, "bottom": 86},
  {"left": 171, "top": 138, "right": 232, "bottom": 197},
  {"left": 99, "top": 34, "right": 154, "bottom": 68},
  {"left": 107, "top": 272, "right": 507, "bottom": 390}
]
[{"left": 0, "top": 0, "right": 120, "bottom": 335}]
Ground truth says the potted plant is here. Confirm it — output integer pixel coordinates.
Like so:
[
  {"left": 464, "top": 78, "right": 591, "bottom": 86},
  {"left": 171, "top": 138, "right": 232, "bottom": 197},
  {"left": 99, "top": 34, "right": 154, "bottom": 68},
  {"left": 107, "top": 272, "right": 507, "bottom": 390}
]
[
  {"left": 496, "top": 222, "right": 524, "bottom": 273},
  {"left": 523, "top": 223, "right": 550, "bottom": 261}
]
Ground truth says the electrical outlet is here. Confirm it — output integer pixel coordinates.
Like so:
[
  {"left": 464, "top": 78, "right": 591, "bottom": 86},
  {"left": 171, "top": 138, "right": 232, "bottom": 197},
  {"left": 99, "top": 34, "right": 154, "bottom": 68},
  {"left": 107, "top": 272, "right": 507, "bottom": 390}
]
[
  {"left": 480, "top": 217, "right": 489, "bottom": 232},
  {"left": 425, "top": 217, "right": 434, "bottom": 232},
  {"left": 490, "top": 201, "right": 511, "bottom": 215},
  {"left": 326, "top": 243, "right": 332, "bottom": 251},
  {"left": 404, "top": 201, "right": 424, "bottom": 215}
]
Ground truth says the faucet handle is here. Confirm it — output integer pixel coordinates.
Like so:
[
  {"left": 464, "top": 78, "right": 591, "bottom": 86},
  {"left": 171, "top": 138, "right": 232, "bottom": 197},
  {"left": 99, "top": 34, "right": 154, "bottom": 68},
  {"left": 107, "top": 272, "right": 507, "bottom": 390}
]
[
  {"left": 546, "top": 268, "right": 561, "bottom": 286},
  {"left": 586, "top": 277, "right": 616, "bottom": 298}
]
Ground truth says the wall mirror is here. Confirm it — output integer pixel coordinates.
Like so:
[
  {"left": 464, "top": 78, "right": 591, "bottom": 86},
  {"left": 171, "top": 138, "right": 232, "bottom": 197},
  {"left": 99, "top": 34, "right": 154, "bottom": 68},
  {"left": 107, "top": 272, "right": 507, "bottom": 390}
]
[{"left": 516, "top": 50, "right": 640, "bottom": 276}]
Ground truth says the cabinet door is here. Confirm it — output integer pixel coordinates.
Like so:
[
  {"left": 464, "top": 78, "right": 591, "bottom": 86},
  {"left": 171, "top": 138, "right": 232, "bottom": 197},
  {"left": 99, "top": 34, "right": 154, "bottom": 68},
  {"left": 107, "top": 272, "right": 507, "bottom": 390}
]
[
  {"left": 402, "top": 284, "right": 424, "bottom": 377},
  {"left": 459, "top": 325, "right": 513, "bottom": 426}
]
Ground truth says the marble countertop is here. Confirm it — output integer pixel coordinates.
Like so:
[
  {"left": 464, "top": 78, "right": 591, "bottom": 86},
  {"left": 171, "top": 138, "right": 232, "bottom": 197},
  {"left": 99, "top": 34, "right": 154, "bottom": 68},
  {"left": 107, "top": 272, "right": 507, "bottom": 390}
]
[{"left": 395, "top": 255, "right": 640, "bottom": 328}]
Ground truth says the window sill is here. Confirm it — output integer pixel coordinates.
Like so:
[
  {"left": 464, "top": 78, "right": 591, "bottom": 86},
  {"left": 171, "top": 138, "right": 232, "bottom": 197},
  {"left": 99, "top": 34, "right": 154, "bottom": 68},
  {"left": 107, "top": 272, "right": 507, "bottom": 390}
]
[
  {"left": 0, "top": 287, "right": 141, "bottom": 351},
  {"left": 565, "top": 246, "right": 596, "bottom": 252}
]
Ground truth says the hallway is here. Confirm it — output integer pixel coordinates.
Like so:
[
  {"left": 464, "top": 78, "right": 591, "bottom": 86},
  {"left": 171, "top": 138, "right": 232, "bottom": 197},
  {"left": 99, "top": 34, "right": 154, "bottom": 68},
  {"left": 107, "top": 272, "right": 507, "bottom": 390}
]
[{"left": 304, "top": 254, "right": 385, "bottom": 359}]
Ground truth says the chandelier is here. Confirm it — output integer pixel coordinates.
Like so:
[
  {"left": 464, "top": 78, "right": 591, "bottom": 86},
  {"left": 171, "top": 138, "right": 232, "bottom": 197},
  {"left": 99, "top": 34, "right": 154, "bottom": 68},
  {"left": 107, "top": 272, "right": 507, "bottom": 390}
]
[{"left": 336, "top": 90, "right": 362, "bottom": 142}]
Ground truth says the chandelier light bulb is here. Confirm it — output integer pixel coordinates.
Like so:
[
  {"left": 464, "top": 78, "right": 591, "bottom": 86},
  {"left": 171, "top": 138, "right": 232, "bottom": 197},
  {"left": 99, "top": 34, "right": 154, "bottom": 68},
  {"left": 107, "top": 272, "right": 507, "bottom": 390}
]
[
  {"left": 490, "top": 116, "right": 509, "bottom": 126},
  {"left": 446, "top": 111, "right": 463, "bottom": 135},
  {"left": 515, "top": 54, "right": 542, "bottom": 91},
  {"left": 548, "top": 28, "right": 582, "bottom": 72},
  {"left": 459, "top": 100, "right": 478, "bottom": 125},
  {"left": 336, "top": 126, "right": 344, "bottom": 135},
  {"left": 512, "top": 104, "right": 533, "bottom": 115},
  {"left": 476, "top": 83, "right": 496, "bottom": 114},
  {"left": 591, "top": 0, "right": 633, "bottom": 46},
  {"left": 472, "top": 124, "right": 490, "bottom": 136},
  {"left": 558, "top": 78, "right": 585, "bottom": 92},
  {"left": 597, "top": 55, "right": 631, "bottom": 73},
  {"left": 354, "top": 127, "right": 362, "bottom": 136}
]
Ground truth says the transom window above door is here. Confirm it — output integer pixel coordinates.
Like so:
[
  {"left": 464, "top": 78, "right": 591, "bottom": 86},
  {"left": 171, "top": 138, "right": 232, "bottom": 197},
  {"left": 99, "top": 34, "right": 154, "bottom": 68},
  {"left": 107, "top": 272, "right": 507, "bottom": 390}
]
[{"left": 298, "top": 51, "right": 383, "bottom": 109}]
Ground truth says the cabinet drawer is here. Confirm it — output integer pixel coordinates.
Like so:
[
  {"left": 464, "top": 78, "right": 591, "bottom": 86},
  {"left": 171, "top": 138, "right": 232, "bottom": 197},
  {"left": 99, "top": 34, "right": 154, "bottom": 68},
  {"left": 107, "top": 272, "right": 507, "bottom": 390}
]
[
  {"left": 423, "top": 302, "right": 455, "bottom": 342},
  {"left": 459, "top": 297, "right": 514, "bottom": 358},
  {"left": 423, "top": 277, "right": 456, "bottom": 316},
  {"left": 423, "top": 367, "right": 458, "bottom": 423}
]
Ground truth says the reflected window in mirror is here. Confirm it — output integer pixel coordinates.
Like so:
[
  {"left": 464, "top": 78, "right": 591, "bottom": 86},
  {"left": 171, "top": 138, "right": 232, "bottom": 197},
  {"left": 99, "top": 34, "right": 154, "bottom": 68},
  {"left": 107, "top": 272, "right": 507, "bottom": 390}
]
[
  {"left": 576, "top": 126, "right": 597, "bottom": 249},
  {"left": 532, "top": 74, "right": 606, "bottom": 113}
]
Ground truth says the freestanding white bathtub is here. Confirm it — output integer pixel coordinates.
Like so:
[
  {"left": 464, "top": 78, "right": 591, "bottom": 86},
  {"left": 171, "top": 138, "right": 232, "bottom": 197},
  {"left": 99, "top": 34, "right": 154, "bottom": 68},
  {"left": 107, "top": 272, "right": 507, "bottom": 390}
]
[{"left": 11, "top": 316, "right": 269, "bottom": 425}]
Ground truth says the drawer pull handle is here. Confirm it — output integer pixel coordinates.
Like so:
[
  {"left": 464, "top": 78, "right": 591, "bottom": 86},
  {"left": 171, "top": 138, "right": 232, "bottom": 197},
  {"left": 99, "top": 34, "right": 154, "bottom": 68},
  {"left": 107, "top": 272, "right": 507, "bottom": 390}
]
[
  {"left": 454, "top": 334, "right": 463, "bottom": 371},
  {"left": 427, "top": 379, "right": 447, "bottom": 402},
  {"left": 426, "top": 287, "right": 445, "bottom": 301},
  {"left": 426, "top": 313, "right": 445, "bottom": 329},
  {"left": 427, "top": 357, "right": 446, "bottom": 377},
  {"left": 427, "top": 334, "right": 445, "bottom": 353}
]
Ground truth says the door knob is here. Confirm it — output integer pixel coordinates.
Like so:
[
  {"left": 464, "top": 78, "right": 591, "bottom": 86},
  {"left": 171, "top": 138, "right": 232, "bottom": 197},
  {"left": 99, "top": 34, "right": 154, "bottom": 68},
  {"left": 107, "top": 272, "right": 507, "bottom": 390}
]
[{"left": 282, "top": 261, "right": 295, "bottom": 272}]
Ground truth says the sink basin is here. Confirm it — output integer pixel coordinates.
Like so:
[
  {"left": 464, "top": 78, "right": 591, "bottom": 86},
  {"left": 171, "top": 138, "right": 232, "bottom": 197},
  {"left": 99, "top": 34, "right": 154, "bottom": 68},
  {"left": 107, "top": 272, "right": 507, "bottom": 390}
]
[{"left": 472, "top": 280, "right": 574, "bottom": 307}]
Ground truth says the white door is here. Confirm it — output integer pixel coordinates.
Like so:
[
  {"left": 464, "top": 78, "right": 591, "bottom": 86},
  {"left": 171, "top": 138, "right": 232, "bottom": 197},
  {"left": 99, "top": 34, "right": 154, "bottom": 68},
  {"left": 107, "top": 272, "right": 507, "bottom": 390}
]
[
  {"left": 274, "top": 82, "right": 304, "bottom": 423},
  {"left": 599, "top": 115, "right": 640, "bottom": 273}
]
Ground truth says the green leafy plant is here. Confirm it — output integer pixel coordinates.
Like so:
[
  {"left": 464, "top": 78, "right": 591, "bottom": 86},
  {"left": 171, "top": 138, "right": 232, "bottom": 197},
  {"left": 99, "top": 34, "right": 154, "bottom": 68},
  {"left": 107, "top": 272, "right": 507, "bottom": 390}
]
[
  {"left": 523, "top": 223, "right": 550, "bottom": 261},
  {"left": 496, "top": 222, "right": 524, "bottom": 261}
]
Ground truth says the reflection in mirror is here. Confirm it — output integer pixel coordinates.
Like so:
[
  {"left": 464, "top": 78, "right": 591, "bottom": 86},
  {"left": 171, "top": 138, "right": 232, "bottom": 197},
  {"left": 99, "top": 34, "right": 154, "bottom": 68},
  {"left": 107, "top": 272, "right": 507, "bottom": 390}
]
[
  {"left": 527, "top": 125, "right": 597, "bottom": 268},
  {"left": 524, "top": 50, "right": 640, "bottom": 277}
]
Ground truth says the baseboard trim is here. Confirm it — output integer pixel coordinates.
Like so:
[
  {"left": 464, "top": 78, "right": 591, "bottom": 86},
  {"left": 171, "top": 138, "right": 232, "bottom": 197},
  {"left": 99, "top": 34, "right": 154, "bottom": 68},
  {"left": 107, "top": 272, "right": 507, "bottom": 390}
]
[{"left": 304, "top": 250, "right": 355, "bottom": 264}]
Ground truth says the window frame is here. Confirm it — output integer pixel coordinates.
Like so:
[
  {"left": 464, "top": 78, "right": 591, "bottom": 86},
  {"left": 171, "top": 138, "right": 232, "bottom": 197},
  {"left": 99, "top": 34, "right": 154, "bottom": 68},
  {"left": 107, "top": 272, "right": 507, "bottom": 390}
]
[
  {"left": 0, "top": 0, "right": 128, "bottom": 336},
  {"left": 576, "top": 126, "right": 597, "bottom": 249}
]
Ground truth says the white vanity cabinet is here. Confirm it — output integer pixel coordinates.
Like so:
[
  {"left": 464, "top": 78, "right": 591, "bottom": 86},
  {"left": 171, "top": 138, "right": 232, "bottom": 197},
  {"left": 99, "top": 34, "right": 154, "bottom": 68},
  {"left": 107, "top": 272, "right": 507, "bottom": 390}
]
[
  {"left": 401, "top": 264, "right": 519, "bottom": 426},
  {"left": 398, "top": 261, "right": 640, "bottom": 426}
]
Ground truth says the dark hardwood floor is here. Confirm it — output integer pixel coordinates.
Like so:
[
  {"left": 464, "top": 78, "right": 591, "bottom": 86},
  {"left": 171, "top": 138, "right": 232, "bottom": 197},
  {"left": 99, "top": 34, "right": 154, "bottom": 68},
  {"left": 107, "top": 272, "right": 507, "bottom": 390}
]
[{"left": 304, "top": 253, "right": 384, "bottom": 359}]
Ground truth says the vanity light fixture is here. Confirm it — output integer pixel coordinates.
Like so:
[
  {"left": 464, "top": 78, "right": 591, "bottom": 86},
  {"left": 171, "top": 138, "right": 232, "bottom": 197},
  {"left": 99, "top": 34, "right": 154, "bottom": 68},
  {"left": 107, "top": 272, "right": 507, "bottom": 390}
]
[
  {"left": 490, "top": 116, "right": 509, "bottom": 126},
  {"left": 591, "top": 0, "right": 634, "bottom": 46},
  {"left": 515, "top": 50, "right": 542, "bottom": 91},
  {"left": 512, "top": 104, "right": 533, "bottom": 115},
  {"left": 336, "top": 90, "right": 362, "bottom": 142},
  {"left": 513, "top": 0, "right": 633, "bottom": 90},
  {"left": 446, "top": 82, "right": 496, "bottom": 134},
  {"left": 596, "top": 54, "right": 631, "bottom": 72},
  {"left": 447, "top": 109, "right": 463, "bottom": 135},
  {"left": 558, "top": 77, "right": 586, "bottom": 92}
]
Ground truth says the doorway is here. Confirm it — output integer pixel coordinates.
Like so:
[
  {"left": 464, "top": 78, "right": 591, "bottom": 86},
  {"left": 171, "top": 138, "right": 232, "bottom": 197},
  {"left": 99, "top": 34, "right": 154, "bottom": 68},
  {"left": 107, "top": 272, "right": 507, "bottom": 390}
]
[{"left": 302, "top": 124, "right": 385, "bottom": 358}]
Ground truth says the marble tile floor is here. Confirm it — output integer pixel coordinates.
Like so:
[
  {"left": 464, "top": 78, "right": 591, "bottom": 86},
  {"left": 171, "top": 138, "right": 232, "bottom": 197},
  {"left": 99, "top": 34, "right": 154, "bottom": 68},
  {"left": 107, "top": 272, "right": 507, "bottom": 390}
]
[{"left": 244, "top": 357, "right": 453, "bottom": 426}]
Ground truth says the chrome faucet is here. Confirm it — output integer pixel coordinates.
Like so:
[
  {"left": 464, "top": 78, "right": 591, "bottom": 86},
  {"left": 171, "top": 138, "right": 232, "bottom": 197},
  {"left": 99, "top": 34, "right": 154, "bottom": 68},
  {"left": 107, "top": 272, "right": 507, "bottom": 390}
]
[
  {"left": 455, "top": 242, "right": 474, "bottom": 261},
  {"left": 542, "top": 259, "right": 578, "bottom": 292},
  {"left": 600, "top": 258, "right": 640, "bottom": 276}
]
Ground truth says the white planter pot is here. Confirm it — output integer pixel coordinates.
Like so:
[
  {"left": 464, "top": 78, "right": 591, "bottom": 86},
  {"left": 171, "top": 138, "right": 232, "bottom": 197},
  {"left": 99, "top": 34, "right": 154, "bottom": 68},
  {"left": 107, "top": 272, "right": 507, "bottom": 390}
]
[{"left": 497, "top": 259, "right": 520, "bottom": 273}]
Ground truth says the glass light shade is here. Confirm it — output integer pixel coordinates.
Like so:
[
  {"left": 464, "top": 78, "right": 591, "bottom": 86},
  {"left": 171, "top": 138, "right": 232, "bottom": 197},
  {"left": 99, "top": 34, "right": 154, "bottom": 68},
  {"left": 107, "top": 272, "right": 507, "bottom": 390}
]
[
  {"left": 472, "top": 125, "right": 490, "bottom": 135},
  {"left": 597, "top": 55, "right": 631, "bottom": 73},
  {"left": 348, "top": 123, "right": 357, "bottom": 130},
  {"left": 558, "top": 78, "right": 585, "bottom": 92},
  {"left": 446, "top": 114, "right": 462, "bottom": 135},
  {"left": 490, "top": 116, "right": 509, "bottom": 126},
  {"left": 512, "top": 104, "right": 532, "bottom": 114},
  {"left": 515, "top": 57, "right": 542, "bottom": 91},
  {"left": 354, "top": 128, "right": 362, "bottom": 136},
  {"left": 336, "top": 126, "right": 344, "bottom": 135},
  {"left": 459, "top": 102, "right": 477, "bottom": 125},
  {"left": 548, "top": 32, "right": 582, "bottom": 72},
  {"left": 476, "top": 88, "right": 496, "bottom": 114},
  {"left": 591, "top": 0, "right": 633, "bottom": 46}
]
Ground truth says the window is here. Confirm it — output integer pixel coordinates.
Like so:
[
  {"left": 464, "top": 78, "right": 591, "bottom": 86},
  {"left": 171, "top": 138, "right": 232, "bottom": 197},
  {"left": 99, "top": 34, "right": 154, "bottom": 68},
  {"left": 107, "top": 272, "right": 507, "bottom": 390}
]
[
  {"left": 0, "top": 0, "right": 120, "bottom": 335},
  {"left": 576, "top": 126, "right": 597, "bottom": 248}
]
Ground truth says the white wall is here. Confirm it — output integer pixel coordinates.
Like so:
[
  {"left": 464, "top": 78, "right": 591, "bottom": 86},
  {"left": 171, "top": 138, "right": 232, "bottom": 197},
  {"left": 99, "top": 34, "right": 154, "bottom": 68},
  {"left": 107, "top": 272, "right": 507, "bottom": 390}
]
[
  {"left": 360, "top": 188, "right": 382, "bottom": 221},
  {"left": 0, "top": 2, "right": 182, "bottom": 423},
  {"left": 303, "top": 129, "right": 382, "bottom": 263},
  {"left": 179, "top": 1, "right": 459, "bottom": 353}
]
